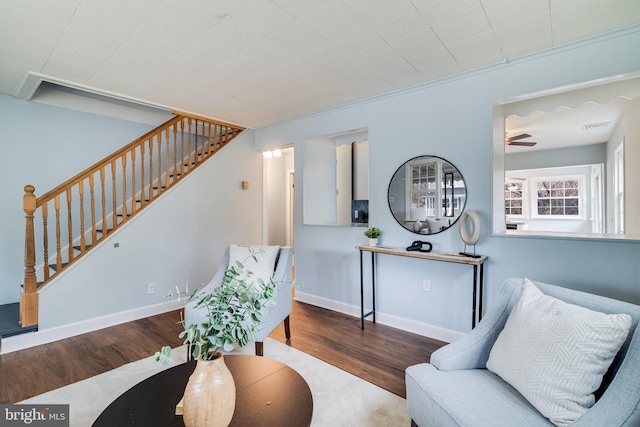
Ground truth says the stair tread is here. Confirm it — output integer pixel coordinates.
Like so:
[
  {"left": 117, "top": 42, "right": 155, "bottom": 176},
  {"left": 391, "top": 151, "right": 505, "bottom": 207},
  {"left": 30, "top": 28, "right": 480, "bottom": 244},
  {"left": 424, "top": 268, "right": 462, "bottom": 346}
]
[
  {"left": 49, "top": 262, "right": 69, "bottom": 272},
  {"left": 0, "top": 303, "right": 38, "bottom": 337}
]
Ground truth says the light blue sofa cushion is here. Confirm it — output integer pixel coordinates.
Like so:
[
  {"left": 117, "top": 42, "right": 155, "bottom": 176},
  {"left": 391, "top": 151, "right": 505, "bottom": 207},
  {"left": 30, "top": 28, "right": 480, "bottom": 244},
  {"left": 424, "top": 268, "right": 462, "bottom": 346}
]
[{"left": 406, "top": 364, "right": 554, "bottom": 427}]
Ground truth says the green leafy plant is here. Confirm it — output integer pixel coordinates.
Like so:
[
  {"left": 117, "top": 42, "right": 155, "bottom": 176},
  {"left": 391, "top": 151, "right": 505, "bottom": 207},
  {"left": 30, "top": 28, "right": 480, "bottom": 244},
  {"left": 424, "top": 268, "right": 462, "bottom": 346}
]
[
  {"left": 156, "top": 249, "right": 278, "bottom": 364},
  {"left": 364, "top": 227, "right": 382, "bottom": 238}
]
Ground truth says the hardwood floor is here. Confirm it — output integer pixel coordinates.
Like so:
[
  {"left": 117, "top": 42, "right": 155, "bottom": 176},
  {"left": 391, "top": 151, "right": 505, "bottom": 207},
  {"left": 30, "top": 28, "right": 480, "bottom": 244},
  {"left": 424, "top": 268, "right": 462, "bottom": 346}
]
[
  {"left": 0, "top": 301, "right": 446, "bottom": 404},
  {"left": 269, "top": 302, "right": 446, "bottom": 397}
]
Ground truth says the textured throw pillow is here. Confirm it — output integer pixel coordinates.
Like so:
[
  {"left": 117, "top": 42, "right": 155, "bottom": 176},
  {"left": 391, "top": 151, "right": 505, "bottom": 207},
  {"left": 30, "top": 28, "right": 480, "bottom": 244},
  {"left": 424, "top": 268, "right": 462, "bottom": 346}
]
[
  {"left": 486, "top": 278, "right": 631, "bottom": 427},
  {"left": 228, "top": 244, "right": 280, "bottom": 287}
]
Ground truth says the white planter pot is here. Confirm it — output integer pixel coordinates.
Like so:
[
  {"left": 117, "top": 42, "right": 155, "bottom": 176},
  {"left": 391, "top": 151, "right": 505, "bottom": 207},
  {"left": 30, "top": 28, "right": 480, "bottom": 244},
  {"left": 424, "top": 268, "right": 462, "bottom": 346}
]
[{"left": 368, "top": 238, "right": 378, "bottom": 246}]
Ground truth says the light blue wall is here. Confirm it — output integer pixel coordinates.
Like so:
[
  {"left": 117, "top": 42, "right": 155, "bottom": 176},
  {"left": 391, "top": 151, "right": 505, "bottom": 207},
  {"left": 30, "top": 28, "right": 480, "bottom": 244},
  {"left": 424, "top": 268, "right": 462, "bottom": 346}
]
[
  {"left": 0, "top": 96, "right": 154, "bottom": 305},
  {"left": 0, "top": 96, "right": 265, "bottom": 331},
  {"left": 256, "top": 27, "right": 640, "bottom": 338}
]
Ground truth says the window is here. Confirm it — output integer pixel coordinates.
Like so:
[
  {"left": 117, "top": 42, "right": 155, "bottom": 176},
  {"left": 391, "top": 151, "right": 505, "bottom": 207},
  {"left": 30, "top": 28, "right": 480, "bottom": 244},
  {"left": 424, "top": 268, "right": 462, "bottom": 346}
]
[
  {"left": 505, "top": 166, "right": 599, "bottom": 233},
  {"left": 614, "top": 144, "right": 625, "bottom": 233},
  {"left": 408, "top": 160, "right": 438, "bottom": 219},
  {"left": 504, "top": 180, "right": 525, "bottom": 217},
  {"left": 505, "top": 173, "right": 587, "bottom": 219},
  {"left": 532, "top": 176, "right": 583, "bottom": 218}
]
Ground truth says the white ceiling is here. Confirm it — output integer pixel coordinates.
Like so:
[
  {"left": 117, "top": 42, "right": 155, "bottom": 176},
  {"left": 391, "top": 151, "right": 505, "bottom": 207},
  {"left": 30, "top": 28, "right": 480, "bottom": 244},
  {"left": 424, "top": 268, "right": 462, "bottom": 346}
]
[
  {"left": 505, "top": 97, "right": 633, "bottom": 154},
  {"left": 504, "top": 73, "right": 640, "bottom": 154},
  {"left": 1, "top": 0, "right": 640, "bottom": 128}
]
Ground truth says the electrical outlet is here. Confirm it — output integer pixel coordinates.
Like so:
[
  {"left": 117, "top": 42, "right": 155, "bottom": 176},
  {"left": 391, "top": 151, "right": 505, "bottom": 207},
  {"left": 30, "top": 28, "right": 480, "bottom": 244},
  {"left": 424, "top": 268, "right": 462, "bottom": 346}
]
[
  {"left": 147, "top": 283, "right": 155, "bottom": 295},
  {"left": 422, "top": 279, "right": 431, "bottom": 292}
]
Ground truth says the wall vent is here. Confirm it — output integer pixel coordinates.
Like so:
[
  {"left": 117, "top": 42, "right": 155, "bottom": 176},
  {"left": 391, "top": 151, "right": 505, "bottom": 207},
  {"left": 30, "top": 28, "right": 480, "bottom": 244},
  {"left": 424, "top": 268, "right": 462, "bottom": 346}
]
[{"left": 582, "top": 121, "right": 611, "bottom": 130}]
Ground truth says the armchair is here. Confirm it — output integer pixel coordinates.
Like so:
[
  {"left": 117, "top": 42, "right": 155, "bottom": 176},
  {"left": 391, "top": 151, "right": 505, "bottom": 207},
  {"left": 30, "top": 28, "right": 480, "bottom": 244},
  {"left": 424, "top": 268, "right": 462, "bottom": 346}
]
[
  {"left": 184, "top": 245, "right": 293, "bottom": 356},
  {"left": 405, "top": 278, "right": 640, "bottom": 427}
]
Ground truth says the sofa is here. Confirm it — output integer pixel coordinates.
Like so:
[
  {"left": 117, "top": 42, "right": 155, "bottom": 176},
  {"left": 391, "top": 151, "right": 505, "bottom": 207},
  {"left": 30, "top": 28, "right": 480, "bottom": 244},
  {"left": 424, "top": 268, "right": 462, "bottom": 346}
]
[{"left": 405, "top": 278, "right": 640, "bottom": 427}]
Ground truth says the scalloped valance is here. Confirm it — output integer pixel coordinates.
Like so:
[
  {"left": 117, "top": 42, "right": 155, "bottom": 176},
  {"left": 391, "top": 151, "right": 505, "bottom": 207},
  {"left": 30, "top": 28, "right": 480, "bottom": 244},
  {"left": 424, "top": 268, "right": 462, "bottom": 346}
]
[{"left": 502, "top": 74, "right": 640, "bottom": 117}]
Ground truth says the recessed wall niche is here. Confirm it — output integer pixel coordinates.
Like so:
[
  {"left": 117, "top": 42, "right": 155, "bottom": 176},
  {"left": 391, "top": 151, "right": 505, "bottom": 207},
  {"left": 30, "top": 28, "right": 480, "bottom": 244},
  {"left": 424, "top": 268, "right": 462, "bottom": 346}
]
[{"left": 303, "top": 128, "right": 369, "bottom": 226}]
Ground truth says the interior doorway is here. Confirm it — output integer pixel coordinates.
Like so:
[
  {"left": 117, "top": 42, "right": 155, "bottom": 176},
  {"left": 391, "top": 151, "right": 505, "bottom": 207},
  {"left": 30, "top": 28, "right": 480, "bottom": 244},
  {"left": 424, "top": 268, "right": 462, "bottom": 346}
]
[
  {"left": 264, "top": 148, "right": 295, "bottom": 247},
  {"left": 288, "top": 170, "right": 295, "bottom": 247}
]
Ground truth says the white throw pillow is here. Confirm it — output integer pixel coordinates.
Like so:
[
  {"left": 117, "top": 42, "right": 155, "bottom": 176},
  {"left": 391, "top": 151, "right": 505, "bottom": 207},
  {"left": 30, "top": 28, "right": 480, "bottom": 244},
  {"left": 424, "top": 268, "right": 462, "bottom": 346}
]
[
  {"left": 486, "top": 278, "right": 631, "bottom": 427},
  {"left": 228, "top": 244, "right": 280, "bottom": 287},
  {"left": 426, "top": 218, "right": 444, "bottom": 234}
]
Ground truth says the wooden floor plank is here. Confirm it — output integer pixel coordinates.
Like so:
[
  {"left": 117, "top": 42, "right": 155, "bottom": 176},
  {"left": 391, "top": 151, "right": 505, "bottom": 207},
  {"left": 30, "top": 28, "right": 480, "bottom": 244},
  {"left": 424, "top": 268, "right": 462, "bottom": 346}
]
[
  {"left": 0, "top": 301, "right": 446, "bottom": 403},
  {"left": 0, "top": 357, "right": 11, "bottom": 403},
  {"left": 269, "top": 301, "right": 446, "bottom": 397}
]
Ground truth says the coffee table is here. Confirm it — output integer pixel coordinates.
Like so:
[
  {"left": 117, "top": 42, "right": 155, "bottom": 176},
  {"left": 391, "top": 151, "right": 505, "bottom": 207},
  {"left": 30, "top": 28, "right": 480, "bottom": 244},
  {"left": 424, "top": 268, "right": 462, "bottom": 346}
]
[{"left": 93, "top": 354, "right": 313, "bottom": 427}]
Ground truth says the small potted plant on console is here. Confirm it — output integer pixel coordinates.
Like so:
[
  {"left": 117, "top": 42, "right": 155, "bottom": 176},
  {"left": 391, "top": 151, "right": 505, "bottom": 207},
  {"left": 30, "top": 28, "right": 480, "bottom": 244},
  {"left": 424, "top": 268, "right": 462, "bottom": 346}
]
[{"left": 364, "top": 227, "right": 382, "bottom": 246}]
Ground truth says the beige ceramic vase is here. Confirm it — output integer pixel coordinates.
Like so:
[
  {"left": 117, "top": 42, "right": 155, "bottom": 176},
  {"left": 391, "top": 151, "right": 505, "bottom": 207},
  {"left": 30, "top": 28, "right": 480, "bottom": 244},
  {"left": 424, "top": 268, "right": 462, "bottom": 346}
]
[{"left": 182, "top": 353, "right": 236, "bottom": 427}]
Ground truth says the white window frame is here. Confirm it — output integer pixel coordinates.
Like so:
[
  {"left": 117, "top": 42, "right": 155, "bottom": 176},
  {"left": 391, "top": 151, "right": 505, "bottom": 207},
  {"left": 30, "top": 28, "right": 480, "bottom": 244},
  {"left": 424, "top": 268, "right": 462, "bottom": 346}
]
[
  {"left": 504, "top": 178, "right": 528, "bottom": 219},
  {"left": 614, "top": 143, "right": 625, "bottom": 233},
  {"left": 405, "top": 158, "right": 441, "bottom": 221},
  {"left": 530, "top": 174, "right": 586, "bottom": 220}
]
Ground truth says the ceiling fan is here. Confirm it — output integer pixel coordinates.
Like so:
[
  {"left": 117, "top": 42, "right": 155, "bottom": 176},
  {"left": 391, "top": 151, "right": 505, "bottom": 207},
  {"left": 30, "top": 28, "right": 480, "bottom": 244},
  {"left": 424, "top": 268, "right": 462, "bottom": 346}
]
[{"left": 506, "top": 133, "right": 537, "bottom": 147}]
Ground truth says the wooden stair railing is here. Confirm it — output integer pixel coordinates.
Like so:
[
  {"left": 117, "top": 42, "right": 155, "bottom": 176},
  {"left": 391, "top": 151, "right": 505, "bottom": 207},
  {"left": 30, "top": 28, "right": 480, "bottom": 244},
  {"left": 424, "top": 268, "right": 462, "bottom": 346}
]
[{"left": 21, "top": 113, "right": 245, "bottom": 327}]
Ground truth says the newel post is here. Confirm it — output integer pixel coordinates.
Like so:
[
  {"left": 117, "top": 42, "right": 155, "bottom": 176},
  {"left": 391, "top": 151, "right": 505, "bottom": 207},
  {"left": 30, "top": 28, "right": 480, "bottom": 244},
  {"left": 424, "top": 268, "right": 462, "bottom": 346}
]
[{"left": 21, "top": 185, "right": 38, "bottom": 326}]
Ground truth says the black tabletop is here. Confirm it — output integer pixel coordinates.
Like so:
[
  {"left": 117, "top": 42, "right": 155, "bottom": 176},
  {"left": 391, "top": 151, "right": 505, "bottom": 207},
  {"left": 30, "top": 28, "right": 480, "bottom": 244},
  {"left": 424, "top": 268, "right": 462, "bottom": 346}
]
[{"left": 92, "top": 354, "right": 313, "bottom": 427}]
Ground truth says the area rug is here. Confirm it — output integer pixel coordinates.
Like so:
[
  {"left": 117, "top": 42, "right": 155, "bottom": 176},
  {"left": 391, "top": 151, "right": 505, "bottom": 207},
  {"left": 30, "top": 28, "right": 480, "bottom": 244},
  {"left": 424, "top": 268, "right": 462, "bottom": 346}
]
[{"left": 21, "top": 337, "right": 411, "bottom": 426}]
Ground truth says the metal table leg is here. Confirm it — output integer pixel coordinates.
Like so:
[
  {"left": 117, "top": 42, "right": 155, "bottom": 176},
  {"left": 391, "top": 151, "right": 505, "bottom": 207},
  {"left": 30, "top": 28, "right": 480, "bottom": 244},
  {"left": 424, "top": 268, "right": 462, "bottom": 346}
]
[
  {"left": 360, "top": 250, "right": 364, "bottom": 329},
  {"left": 472, "top": 264, "right": 478, "bottom": 329},
  {"left": 371, "top": 251, "right": 376, "bottom": 324},
  {"left": 360, "top": 250, "right": 376, "bottom": 329},
  {"left": 478, "top": 263, "right": 484, "bottom": 324}
]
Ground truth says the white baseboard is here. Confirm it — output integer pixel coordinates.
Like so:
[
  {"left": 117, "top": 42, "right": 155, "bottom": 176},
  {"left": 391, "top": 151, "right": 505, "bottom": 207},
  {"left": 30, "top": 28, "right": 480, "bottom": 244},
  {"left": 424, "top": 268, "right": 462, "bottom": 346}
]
[
  {"left": 1, "top": 292, "right": 464, "bottom": 355},
  {"left": 1, "top": 300, "right": 184, "bottom": 355},
  {"left": 294, "top": 291, "right": 464, "bottom": 344}
]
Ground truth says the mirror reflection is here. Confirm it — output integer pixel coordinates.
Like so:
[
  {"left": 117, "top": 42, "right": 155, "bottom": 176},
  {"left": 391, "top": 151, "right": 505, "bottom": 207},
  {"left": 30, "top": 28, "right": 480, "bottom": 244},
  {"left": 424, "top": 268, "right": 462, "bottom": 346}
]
[
  {"left": 494, "top": 72, "right": 640, "bottom": 239},
  {"left": 388, "top": 156, "right": 466, "bottom": 234}
]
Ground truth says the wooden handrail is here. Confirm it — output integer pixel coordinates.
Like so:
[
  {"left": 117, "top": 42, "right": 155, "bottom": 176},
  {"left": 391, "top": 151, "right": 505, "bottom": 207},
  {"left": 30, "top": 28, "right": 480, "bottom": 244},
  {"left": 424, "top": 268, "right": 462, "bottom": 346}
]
[
  {"left": 21, "top": 114, "right": 245, "bottom": 326},
  {"left": 35, "top": 116, "right": 183, "bottom": 207},
  {"left": 170, "top": 110, "right": 245, "bottom": 130}
]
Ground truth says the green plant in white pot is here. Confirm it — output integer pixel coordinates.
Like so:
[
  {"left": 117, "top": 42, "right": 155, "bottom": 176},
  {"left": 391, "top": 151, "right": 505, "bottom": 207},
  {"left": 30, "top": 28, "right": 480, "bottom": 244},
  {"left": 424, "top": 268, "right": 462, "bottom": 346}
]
[
  {"left": 364, "top": 227, "right": 382, "bottom": 246},
  {"left": 155, "top": 249, "right": 278, "bottom": 427}
]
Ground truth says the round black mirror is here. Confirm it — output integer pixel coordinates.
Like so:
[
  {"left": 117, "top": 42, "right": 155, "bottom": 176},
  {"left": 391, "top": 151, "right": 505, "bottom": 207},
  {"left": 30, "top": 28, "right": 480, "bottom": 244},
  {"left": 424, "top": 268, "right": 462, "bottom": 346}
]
[{"left": 388, "top": 156, "right": 467, "bottom": 235}]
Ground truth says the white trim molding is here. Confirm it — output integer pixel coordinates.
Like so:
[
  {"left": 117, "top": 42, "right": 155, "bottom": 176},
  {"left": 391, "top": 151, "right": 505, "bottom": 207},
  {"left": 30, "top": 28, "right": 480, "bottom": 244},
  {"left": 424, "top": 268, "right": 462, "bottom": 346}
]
[
  {"left": 294, "top": 291, "right": 464, "bottom": 344},
  {"left": 1, "top": 300, "right": 184, "bottom": 355}
]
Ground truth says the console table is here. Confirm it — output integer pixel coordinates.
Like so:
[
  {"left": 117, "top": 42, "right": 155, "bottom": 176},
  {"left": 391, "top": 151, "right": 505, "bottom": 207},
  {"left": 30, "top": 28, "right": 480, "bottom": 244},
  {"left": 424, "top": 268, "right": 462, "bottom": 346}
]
[{"left": 356, "top": 245, "right": 488, "bottom": 329}]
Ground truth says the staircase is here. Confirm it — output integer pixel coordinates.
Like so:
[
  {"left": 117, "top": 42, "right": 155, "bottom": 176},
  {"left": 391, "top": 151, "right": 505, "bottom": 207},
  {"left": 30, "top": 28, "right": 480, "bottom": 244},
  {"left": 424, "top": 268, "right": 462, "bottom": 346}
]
[{"left": 19, "top": 112, "right": 245, "bottom": 330}]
